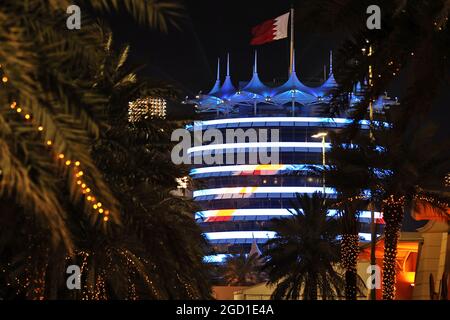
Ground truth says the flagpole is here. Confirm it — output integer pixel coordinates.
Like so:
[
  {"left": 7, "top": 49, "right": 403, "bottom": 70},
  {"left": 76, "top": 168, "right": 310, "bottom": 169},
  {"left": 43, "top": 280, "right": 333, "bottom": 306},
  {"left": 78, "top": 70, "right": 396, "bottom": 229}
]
[{"left": 290, "top": 6, "right": 294, "bottom": 74}]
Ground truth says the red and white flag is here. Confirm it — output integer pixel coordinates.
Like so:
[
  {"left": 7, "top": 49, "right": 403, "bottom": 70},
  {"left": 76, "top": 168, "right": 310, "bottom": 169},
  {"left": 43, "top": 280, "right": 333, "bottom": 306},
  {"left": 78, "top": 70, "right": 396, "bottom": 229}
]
[{"left": 250, "top": 12, "right": 290, "bottom": 46}]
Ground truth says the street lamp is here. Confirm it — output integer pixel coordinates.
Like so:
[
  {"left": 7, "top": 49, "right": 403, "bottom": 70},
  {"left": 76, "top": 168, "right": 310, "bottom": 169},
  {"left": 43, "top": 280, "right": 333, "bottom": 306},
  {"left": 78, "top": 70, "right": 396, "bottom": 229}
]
[{"left": 311, "top": 132, "right": 328, "bottom": 195}]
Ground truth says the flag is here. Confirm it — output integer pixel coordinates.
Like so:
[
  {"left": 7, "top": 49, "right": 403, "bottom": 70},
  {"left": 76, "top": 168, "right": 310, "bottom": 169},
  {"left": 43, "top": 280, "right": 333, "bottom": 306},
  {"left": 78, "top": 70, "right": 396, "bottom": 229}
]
[{"left": 250, "top": 12, "right": 290, "bottom": 46}]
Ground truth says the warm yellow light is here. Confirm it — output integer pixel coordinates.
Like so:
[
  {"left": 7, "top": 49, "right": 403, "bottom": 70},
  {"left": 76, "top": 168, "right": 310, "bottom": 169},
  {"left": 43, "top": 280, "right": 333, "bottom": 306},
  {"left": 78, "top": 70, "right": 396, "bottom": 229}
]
[
  {"left": 98, "top": 208, "right": 104, "bottom": 214},
  {"left": 103, "top": 216, "right": 109, "bottom": 222},
  {"left": 74, "top": 161, "right": 80, "bottom": 167},
  {"left": 77, "top": 171, "right": 84, "bottom": 177},
  {"left": 65, "top": 160, "right": 71, "bottom": 166},
  {"left": 16, "top": 108, "right": 22, "bottom": 113},
  {"left": 10, "top": 102, "right": 16, "bottom": 109},
  {"left": 81, "top": 183, "right": 86, "bottom": 189},
  {"left": 97, "top": 202, "right": 102, "bottom": 208},
  {"left": 87, "top": 196, "right": 92, "bottom": 201},
  {"left": 76, "top": 180, "right": 82, "bottom": 185},
  {"left": 38, "top": 126, "right": 44, "bottom": 131},
  {"left": 93, "top": 204, "right": 98, "bottom": 209},
  {"left": 24, "top": 114, "right": 31, "bottom": 120},
  {"left": 58, "top": 154, "right": 64, "bottom": 159},
  {"left": 85, "top": 188, "right": 90, "bottom": 193},
  {"left": 2, "top": 76, "right": 8, "bottom": 83},
  {"left": 46, "top": 140, "right": 52, "bottom": 146}
]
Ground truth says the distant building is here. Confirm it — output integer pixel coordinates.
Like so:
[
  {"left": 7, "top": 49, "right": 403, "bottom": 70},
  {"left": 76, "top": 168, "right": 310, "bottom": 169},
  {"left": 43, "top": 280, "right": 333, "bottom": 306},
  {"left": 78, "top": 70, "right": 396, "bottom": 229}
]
[{"left": 128, "top": 97, "right": 167, "bottom": 123}]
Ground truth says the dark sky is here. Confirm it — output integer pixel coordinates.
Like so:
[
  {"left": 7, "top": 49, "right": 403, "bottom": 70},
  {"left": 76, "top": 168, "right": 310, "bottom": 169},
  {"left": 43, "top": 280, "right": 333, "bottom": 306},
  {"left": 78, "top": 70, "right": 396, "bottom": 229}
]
[{"left": 113, "top": 0, "right": 344, "bottom": 95}]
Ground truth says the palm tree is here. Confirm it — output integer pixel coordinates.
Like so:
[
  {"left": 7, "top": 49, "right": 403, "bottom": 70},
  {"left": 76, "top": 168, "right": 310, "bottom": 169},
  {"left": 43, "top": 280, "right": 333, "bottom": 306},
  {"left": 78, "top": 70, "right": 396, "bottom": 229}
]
[
  {"left": 295, "top": 0, "right": 450, "bottom": 300},
  {"left": 0, "top": 0, "right": 183, "bottom": 254},
  {"left": 335, "top": 112, "right": 450, "bottom": 299},
  {"left": 223, "top": 253, "right": 265, "bottom": 286},
  {"left": 295, "top": 0, "right": 449, "bottom": 123},
  {"left": 370, "top": 117, "right": 449, "bottom": 299},
  {"left": 262, "top": 193, "right": 345, "bottom": 300},
  {"left": 88, "top": 38, "right": 211, "bottom": 299},
  {"left": 317, "top": 132, "right": 373, "bottom": 300},
  {"left": 0, "top": 0, "right": 212, "bottom": 299}
]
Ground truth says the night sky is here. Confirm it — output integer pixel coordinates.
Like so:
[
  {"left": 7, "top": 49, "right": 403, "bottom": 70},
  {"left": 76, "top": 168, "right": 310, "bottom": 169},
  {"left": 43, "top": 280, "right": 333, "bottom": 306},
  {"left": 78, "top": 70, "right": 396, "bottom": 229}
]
[
  {"left": 113, "top": 0, "right": 344, "bottom": 95},
  {"left": 111, "top": 0, "right": 448, "bottom": 135}
]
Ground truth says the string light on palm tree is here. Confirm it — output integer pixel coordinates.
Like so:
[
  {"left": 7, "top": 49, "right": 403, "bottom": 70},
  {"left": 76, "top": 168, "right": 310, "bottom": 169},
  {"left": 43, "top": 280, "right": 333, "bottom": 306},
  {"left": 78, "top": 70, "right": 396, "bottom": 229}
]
[
  {"left": 8, "top": 99, "right": 111, "bottom": 222},
  {"left": 444, "top": 173, "right": 450, "bottom": 187},
  {"left": 2, "top": 60, "right": 113, "bottom": 222}
]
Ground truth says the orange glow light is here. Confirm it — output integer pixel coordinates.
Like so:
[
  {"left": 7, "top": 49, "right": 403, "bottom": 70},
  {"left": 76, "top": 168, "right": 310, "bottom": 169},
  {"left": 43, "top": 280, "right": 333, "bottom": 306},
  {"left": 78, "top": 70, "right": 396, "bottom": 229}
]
[{"left": 403, "top": 272, "right": 416, "bottom": 284}]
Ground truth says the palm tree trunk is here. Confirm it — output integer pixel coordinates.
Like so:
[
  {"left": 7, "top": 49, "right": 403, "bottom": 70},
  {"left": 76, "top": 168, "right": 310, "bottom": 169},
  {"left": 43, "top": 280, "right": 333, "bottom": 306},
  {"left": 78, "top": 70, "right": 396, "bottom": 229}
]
[
  {"left": 341, "top": 234, "right": 359, "bottom": 300},
  {"left": 382, "top": 195, "right": 405, "bottom": 300},
  {"left": 310, "top": 278, "right": 318, "bottom": 300}
]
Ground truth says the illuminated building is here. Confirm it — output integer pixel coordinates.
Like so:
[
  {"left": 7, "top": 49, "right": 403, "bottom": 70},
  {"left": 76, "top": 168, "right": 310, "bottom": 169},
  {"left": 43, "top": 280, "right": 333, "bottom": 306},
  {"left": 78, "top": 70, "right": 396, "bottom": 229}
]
[
  {"left": 187, "top": 52, "right": 398, "bottom": 259},
  {"left": 128, "top": 96, "right": 167, "bottom": 123}
]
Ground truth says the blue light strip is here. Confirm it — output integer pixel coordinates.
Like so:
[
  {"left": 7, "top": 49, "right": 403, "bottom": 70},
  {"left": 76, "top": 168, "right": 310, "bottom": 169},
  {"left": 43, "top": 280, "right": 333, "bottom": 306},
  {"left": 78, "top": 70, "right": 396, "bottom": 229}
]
[
  {"left": 187, "top": 141, "right": 331, "bottom": 154},
  {"left": 187, "top": 117, "right": 389, "bottom": 129},
  {"left": 190, "top": 164, "right": 324, "bottom": 176},
  {"left": 193, "top": 186, "right": 336, "bottom": 198},
  {"left": 192, "top": 117, "right": 362, "bottom": 127},
  {"left": 205, "top": 231, "right": 277, "bottom": 240},
  {"left": 195, "top": 209, "right": 383, "bottom": 219}
]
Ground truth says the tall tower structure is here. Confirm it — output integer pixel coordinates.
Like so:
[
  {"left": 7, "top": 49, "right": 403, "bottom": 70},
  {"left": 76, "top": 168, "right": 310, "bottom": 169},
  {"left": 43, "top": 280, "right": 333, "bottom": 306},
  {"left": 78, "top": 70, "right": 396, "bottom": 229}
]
[{"left": 187, "top": 52, "right": 397, "bottom": 261}]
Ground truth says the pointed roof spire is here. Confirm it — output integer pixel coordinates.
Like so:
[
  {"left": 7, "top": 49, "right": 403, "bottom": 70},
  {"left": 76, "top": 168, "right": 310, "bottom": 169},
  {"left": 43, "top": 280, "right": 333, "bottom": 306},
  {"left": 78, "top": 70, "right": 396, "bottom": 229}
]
[
  {"left": 253, "top": 50, "right": 258, "bottom": 74},
  {"left": 216, "top": 57, "right": 220, "bottom": 80},
  {"left": 311, "top": 50, "right": 338, "bottom": 97},
  {"left": 208, "top": 57, "right": 221, "bottom": 95},
  {"left": 243, "top": 51, "right": 272, "bottom": 97},
  {"left": 274, "top": 50, "right": 316, "bottom": 101},
  {"left": 329, "top": 50, "right": 333, "bottom": 74},
  {"left": 217, "top": 53, "right": 236, "bottom": 98}
]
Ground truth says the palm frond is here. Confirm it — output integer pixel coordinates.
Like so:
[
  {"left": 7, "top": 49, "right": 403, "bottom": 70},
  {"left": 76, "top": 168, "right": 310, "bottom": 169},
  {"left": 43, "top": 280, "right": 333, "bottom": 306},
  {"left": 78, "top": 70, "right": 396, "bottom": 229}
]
[{"left": 88, "top": 0, "right": 186, "bottom": 31}]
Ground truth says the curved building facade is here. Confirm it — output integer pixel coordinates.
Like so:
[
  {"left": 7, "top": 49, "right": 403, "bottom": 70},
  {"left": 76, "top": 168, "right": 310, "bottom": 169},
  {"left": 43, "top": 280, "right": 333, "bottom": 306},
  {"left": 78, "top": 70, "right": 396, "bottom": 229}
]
[{"left": 186, "top": 53, "right": 396, "bottom": 259}]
